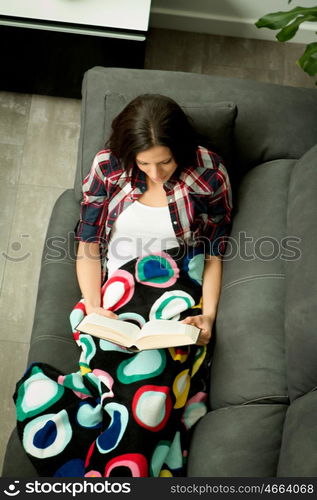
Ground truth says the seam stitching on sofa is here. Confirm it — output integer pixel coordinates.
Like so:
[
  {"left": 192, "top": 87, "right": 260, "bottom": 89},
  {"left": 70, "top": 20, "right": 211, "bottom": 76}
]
[
  {"left": 242, "top": 395, "right": 290, "bottom": 405},
  {"left": 211, "top": 403, "right": 289, "bottom": 413},
  {"left": 31, "top": 336, "right": 74, "bottom": 345},
  {"left": 223, "top": 273, "right": 285, "bottom": 290},
  {"left": 42, "top": 260, "right": 75, "bottom": 267}
]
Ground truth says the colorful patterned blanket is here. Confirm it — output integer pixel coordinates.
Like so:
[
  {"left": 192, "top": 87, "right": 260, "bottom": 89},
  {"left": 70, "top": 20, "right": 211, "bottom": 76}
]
[{"left": 14, "top": 245, "right": 211, "bottom": 477}]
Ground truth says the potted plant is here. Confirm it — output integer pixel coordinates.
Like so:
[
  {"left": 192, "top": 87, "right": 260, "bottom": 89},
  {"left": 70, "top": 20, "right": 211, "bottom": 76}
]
[{"left": 255, "top": 1, "right": 317, "bottom": 83}]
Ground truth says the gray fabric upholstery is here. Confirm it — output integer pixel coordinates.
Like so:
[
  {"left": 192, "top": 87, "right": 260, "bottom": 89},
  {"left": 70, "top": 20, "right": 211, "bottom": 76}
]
[
  {"left": 28, "top": 189, "right": 81, "bottom": 372},
  {"left": 3, "top": 67, "right": 317, "bottom": 477},
  {"left": 210, "top": 159, "right": 295, "bottom": 409},
  {"left": 277, "top": 392, "right": 317, "bottom": 476},
  {"left": 187, "top": 405, "right": 287, "bottom": 477},
  {"left": 2, "top": 429, "right": 37, "bottom": 477},
  {"left": 284, "top": 144, "right": 317, "bottom": 402}
]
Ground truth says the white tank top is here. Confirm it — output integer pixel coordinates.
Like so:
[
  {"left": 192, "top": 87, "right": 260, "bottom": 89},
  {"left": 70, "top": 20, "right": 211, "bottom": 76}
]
[{"left": 106, "top": 200, "right": 180, "bottom": 277}]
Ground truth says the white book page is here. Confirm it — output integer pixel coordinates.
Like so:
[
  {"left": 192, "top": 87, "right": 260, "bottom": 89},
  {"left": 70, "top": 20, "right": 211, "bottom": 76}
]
[
  {"left": 78, "top": 313, "right": 140, "bottom": 341},
  {"left": 138, "top": 319, "right": 199, "bottom": 340}
]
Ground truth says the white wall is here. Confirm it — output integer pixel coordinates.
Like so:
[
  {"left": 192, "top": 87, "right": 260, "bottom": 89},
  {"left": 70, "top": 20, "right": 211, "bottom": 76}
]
[{"left": 150, "top": 0, "right": 317, "bottom": 43}]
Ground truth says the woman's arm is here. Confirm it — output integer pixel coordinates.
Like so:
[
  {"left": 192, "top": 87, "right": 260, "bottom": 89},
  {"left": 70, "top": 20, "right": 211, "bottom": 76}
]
[
  {"left": 75, "top": 152, "right": 118, "bottom": 319},
  {"left": 202, "top": 255, "right": 223, "bottom": 320},
  {"left": 181, "top": 255, "right": 222, "bottom": 345},
  {"left": 76, "top": 241, "right": 118, "bottom": 319}
]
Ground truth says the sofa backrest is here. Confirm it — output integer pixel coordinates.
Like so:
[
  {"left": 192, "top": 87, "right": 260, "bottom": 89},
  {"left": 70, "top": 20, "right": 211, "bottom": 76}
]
[{"left": 75, "top": 67, "right": 317, "bottom": 201}]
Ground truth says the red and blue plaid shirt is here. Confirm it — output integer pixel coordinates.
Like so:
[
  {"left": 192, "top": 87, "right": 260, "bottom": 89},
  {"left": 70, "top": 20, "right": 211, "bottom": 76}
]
[{"left": 75, "top": 146, "right": 233, "bottom": 259}]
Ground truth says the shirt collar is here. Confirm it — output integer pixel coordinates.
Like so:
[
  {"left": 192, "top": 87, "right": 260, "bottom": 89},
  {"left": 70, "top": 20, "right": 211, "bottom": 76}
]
[
  {"left": 130, "top": 164, "right": 147, "bottom": 193},
  {"left": 130, "top": 163, "right": 184, "bottom": 194}
]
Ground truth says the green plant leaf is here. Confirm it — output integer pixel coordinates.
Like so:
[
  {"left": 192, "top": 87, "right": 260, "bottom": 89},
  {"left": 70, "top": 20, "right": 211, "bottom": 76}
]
[
  {"left": 256, "top": 3, "right": 317, "bottom": 83},
  {"left": 277, "top": 14, "right": 317, "bottom": 42},
  {"left": 298, "top": 42, "right": 317, "bottom": 76},
  {"left": 255, "top": 7, "right": 317, "bottom": 30}
]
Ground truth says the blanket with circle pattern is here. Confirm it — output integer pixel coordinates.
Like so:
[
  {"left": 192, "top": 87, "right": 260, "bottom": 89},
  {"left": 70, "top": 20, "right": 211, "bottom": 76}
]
[{"left": 14, "top": 245, "right": 211, "bottom": 477}]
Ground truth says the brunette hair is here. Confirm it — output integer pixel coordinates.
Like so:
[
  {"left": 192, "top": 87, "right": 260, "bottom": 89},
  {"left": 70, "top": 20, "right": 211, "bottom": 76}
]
[{"left": 107, "top": 94, "right": 198, "bottom": 170}]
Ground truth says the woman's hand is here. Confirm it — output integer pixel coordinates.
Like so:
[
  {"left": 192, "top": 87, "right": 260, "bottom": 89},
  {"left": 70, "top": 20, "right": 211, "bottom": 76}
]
[
  {"left": 181, "top": 314, "right": 214, "bottom": 346},
  {"left": 85, "top": 305, "right": 118, "bottom": 320}
]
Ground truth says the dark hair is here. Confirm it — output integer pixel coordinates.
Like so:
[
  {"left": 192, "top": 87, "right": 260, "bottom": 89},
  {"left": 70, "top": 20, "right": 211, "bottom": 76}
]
[{"left": 107, "top": 94, "right": 198, "bottom": 170}]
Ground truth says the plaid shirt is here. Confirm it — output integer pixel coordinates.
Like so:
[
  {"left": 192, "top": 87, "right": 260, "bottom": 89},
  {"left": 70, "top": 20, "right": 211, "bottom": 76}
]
[{"left": 75, "top": 146, "right": 233, "bottom": 260}]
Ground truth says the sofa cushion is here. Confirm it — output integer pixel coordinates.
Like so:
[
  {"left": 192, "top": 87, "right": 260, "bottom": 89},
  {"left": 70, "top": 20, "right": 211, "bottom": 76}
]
[
  {"left": 102, "top": 92, "right": 237, "bottom": 165},
  {"left": 210, "top": 159, "right": 296, "bottom": 409},
  {"left": 277, "top": 391, "right": 317, "bottom": 477},
  {"left": 28, "top": 189, "right": 81, "bottom": 372},
  {"left": 284, "top": 144, "right": 317, "bottom": 401},
  {"left": 187, "top": 404, "right": 287, "bottom": 477},
  {"left": 75, "top": 88, "right": 237, "bottom": 201},
  {"left": 2, "top": 429, "right": 37, "bottom": 477}
]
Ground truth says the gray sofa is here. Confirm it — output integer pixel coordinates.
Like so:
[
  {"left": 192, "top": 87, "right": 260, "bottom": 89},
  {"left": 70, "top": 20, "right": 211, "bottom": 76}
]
[{"left": 3, "top": 67, "right": 317, "bottom": 477}]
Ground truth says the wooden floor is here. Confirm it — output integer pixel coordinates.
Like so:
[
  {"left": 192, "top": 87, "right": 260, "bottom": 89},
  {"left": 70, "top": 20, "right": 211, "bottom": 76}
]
[
  {"left": 145, "top": 28, "right": 316, "bottom": 88},
  {"left": 0, "top": 27, "right": 315, "bottom": 474}
]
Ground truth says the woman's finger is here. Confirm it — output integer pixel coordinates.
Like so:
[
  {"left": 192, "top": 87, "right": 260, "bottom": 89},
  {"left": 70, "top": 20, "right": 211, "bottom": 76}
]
[
  {"left": 180, "top": 317, "right": 194, "bottom": 324},
  {"left": 100, "top": 308, "right": 118, "bottom": 319},
  {"left": 196, "top": 328, "right": 211, "bottom": 345}
]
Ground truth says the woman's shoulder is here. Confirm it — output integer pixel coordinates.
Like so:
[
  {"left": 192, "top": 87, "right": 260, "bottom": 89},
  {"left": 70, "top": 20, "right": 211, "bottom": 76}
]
[
  {"left": 195, "top": 145, "right": 225, "bottom": 171},
  {"left": 93, "top": 149, "right": 125, "bottom": 180},
  {"left": 180, "top": 146, "right": 228, "bottom": 194},
  {"left": 94, "top": 148, "right": 120, "bottom": 167},
  {"left": 195, "top": 146, "right": 229, "bottom": 183}
]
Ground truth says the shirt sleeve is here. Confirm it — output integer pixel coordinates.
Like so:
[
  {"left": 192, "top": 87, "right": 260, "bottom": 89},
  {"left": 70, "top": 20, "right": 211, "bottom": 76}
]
[
  {"left": 75, "top": 153, "right": 109, "bottom": 244},
  {"left": 204, "top": 159, "right": 233, "bottom": 257}
]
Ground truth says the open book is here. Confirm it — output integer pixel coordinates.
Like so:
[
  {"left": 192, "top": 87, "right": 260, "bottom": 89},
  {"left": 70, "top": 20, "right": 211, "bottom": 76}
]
[{"left": 76, "top": 313, "right": 200, "bottom": 351}]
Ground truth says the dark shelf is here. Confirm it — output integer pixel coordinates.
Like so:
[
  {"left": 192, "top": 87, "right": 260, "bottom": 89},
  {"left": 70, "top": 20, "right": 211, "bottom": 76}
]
[{"left": 1, "top": 25, "right": 146, "bottom": 98}]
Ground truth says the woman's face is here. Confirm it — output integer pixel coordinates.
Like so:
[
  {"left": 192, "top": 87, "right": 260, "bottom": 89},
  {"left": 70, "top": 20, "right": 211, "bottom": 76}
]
[{"left": 135, "top": 145, "right": 178, "bottom": 185}]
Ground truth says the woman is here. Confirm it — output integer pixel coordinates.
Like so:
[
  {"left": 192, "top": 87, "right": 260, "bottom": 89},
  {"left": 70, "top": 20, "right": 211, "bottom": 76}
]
[{"left": 14, "top": 94, "right": 232, "bottom": 477}]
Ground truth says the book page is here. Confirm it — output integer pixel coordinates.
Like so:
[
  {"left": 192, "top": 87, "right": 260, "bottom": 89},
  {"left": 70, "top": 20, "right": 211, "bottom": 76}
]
[
  {"left": 136, "top": 320, "right": 200, "bottom": 350},
  {"left": 76, "top": 313, "right": 140, "bottom": 344},
  {"left": 138, "top": 319, "right": 199, "bottom": 340}
]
